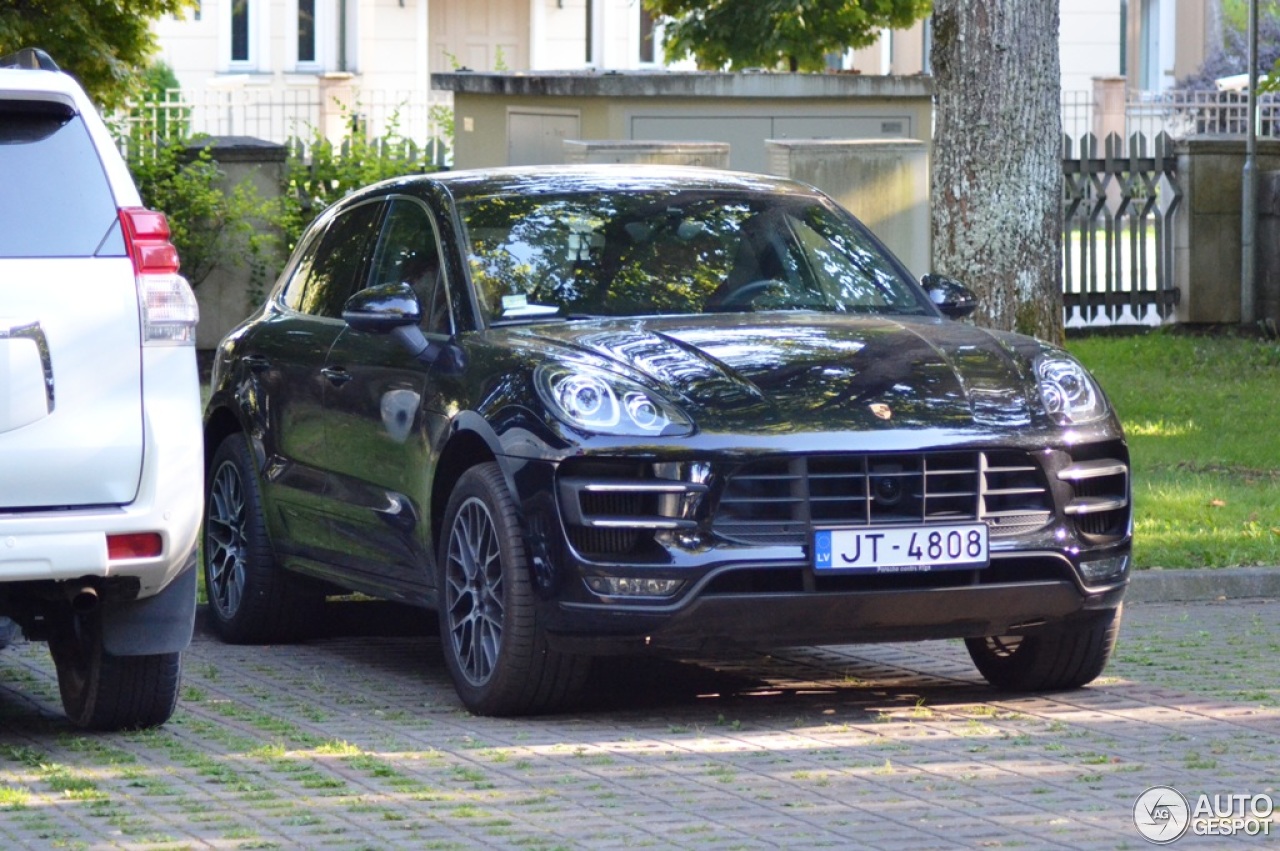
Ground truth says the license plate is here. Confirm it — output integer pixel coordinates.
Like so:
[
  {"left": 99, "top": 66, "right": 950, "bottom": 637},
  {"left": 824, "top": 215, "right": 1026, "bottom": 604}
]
[{"left": 813, "top": 523, "right": 989, "bottom": 574}]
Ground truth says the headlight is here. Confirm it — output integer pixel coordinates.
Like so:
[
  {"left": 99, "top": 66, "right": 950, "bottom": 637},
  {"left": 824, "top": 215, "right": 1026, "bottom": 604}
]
[
  {"left": 536, "top": 365, "right": 692, "bottom": 436},
  {"left": 1035, "top": 353, "right": 1107, "bottom": 424}
]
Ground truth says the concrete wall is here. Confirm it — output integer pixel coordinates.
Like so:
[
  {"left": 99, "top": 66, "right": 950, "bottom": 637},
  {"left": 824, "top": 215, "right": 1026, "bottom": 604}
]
[
  {"left": 1059, "top": 0, "right": 1122, "bottom": 94},
  {"left": 438, "top": 72, "right": 934, "bottom": 175},
  {"left": 563, "top": 140, "right": 730, "bottom": 168},
  {"left": 185, "top": 138, "right": 289, "bottom": 349},
  {"left": 767, "top": 139, "right": 930, "bottom": 279},
  {"left": 1260, "top": 170, "right": 1280, "bottom": 328},
  {"left": 1174, "top": 138, "right": 1280, "bottom": 325}
]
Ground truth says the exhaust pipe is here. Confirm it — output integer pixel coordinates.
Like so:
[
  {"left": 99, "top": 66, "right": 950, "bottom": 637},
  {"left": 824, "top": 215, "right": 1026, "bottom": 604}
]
[{"left": 66, "top": 584, "right": 100, "bottom": 614}]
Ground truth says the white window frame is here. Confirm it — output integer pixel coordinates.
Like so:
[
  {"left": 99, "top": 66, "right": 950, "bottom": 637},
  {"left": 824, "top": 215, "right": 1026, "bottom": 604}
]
[
  {"left": 224, "top": 0, "right": 269, "bottom": 71},
  {"left": 637, "top": 2, "right": 658, "bottom": 67},
  {"left": 295, "top": 0, "right": 320, "bottom": 70}
]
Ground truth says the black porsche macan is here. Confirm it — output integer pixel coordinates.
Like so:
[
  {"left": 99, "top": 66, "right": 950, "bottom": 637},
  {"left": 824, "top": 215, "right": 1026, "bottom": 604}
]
[{"left": 202, "top": 165, "right": 1131, "bottom": 715}]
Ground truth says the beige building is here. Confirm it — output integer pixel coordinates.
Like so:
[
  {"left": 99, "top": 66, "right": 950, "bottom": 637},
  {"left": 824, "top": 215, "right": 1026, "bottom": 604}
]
[
  {"left": 152, "top": 0, "right": 671, "bottom": 97},
  {"left": 153, "top": 1, "right": 1217, "bottom": 101},
  {"left": 847, "top": 0, "right": 1216, "bottom": 96},
  {"left": 148, "top": 0, "right": 677, "bottom": 142},
  {"left": 147, "top": 0, "right": 1221, "bottom": 148}
]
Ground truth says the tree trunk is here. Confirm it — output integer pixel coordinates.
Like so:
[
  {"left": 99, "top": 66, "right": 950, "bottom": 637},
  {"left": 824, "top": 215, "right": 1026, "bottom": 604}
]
[{"left": 930, "top": 0, "right": 1064, "bottom": 343}]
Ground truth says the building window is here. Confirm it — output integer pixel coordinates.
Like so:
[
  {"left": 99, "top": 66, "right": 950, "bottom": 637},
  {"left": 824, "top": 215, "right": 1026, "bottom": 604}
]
[
  {"left": 231, "top": 0, "right": 250, "bottom": 62},
  {"left": 639, "top": 5, "right": 656, "bottom": 64},
  {"left": 921, "top": 15, "right": 932, "bottom": 75},
  {"left": 298, "top": 0, "right": 316, "bottom": 64},
  {"left": 585, "top": 1, "right": 594, "bottom": 64},
  {"left": 1119, "top": 0, "right": 1128, "bottom": 77}
]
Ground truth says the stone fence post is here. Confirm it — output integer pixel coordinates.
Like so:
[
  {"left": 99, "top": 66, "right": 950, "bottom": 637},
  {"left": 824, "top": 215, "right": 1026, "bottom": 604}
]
[
  {"left": 1174, "top": 138, "right": 1280, "bottom": 325},
  {"left": 182, "top": 136, "right": 288, "bottom": 349},
  {"left": 1261, "top": 170, "right": 1280, "bottom": 327}
]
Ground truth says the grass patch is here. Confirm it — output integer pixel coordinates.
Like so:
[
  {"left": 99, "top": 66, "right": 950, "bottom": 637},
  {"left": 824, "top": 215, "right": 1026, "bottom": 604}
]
[{"left": 1070, "top": 331, "right": 1280, "bottom": 568}]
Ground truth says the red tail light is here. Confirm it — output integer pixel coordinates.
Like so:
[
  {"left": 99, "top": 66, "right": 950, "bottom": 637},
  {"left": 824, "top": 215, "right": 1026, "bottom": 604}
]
[
  {"left": 107, "top": 533, "right": 164, "bottom": 560},
  {"left": 119, "top": 207, "right": 199, "bottom": 345},
  {"left": 119, "top": 207, "right": 181, "bottom": 275}
]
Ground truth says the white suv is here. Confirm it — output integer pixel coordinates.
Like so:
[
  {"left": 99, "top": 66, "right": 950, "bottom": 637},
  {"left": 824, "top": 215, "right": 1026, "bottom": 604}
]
[{"left": 0, "top": 49, "right": 202, "bottom": 729}]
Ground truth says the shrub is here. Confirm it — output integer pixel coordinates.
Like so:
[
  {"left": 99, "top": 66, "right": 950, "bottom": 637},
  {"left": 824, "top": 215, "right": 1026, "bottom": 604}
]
[{"left": 281, "top": 111, "right": 444, "bottom": 250}]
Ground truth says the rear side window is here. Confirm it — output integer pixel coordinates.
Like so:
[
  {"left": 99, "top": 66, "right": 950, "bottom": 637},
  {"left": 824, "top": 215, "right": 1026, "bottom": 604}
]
[{"left": 0, "top": 100, "right": 123, "bottom": 258}]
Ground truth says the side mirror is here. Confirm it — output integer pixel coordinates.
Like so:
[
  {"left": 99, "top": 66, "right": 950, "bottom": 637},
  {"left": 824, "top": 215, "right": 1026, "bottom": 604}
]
[
  {"left": 922, "top": 274, "right": 979, "bottom": 319},
  {"left": 342, "top": 282, "right": 422, "bottom": 333},
  {"left": 341, "top": 282, "right": 464, "bottom": 371}
]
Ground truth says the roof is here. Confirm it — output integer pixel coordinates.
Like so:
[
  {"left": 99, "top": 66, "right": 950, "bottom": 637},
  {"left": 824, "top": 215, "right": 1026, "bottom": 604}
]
[{"left": 380, "top": 164, "right": 819, "bottom": 201}]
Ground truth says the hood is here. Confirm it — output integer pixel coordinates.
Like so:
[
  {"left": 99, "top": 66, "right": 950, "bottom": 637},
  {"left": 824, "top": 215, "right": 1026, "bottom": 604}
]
[{"left": 514, "top": 314, "right": 1034, "bottom": 433}]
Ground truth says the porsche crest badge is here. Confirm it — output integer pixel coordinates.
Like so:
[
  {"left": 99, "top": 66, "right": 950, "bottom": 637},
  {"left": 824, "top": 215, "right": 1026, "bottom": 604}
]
[{"left": 870, "top": 403, "right": 893, "bottom": 420}]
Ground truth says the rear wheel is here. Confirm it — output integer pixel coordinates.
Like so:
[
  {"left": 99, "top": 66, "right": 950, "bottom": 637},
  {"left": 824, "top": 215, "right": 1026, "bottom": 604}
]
[
  {"left": 966, "top": 605, "right": 1123, "bottom": 692},
  {"left": 438, "top": 463, "right": 589, "bottom": 716},
  {"left": 204, "top": 434, "right": 323, "bottom": 643},
  {"left": 48, "top": 611, "right": 180, "bottom": 731},
  {"left": 0, "top": 617, "right": 18, "bottom": 650}
]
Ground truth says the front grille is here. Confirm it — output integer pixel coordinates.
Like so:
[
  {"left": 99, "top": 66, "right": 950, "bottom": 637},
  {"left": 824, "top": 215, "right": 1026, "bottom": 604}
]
[{"left": 713, "top": 451, "right": 1054, "bottom": 546}]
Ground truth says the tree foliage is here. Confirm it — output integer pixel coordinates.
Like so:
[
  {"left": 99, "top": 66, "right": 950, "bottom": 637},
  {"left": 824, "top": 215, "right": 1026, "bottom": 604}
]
[
  {"left": 127, "top": 135, "right": 279, "bottom": 303},
  {"left": 0, "top": 0, "right": 193, "bottom": 111},
  {"left": 643, "top": 0, "right": 931, "bottom": 72},
  {"left": 283, "top": 113, "right": 444, "bottom": 250}
]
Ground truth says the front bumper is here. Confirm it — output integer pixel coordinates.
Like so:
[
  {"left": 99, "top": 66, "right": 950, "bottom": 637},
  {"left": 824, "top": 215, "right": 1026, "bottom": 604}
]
[
  {"left": 547, "top": 575, "right": 1126, "bottom": 654},
  {"left": 506, "top": 444, "right": 1131, "bottom": 655}
]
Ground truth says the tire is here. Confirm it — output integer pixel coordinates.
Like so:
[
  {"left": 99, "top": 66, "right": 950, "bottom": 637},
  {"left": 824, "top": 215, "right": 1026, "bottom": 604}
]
[
  {"left": 48, "top": 610, "right": 181, "bottom": 731},
  {"left": 204, "top": 434, "right": 323, "bottom": 644},
  {"left": 0, "top": 617, "right": 19, "bottom": 650},
  {"left": 966, "top": 604, "right": 1123, "bottom": 692},
  {"left": 438, "top": 463, "right": 590, "bottom": 716}
]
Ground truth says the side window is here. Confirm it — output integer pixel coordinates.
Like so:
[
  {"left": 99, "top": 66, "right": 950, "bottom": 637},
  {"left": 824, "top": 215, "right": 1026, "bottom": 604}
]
[
  {"left": 369, "top": 198, "right": 452, "bottom": 336},
  {"left": 279, "top": 222, "right": 327, "bottom": 312},
  {"left": 296, "top": 201, "right": 384, "bottom": 319}
]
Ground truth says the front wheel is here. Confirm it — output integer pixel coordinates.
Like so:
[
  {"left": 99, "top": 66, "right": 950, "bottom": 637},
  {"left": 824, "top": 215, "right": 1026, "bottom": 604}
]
[
  {"left": 437, "top": 463, "right": 589, "bottom": 716},
  {"left": 966, "top": 605, "right": 1123, "bottom": 692},
  {"left": 48, "top": 611, "right": 181, "bottom": 731}
]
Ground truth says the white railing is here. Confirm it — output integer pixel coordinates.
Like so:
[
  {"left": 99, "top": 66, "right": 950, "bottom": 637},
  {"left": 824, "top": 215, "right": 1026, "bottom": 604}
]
[
  {"left": 1061, "top": 87, "right": 1280, "bottom": 143},
  {"left": 114, "top": 87, "right": 454, "bottom": 157}
]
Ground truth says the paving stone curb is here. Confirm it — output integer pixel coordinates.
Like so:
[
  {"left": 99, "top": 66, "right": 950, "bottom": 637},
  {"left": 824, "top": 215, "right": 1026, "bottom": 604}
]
[{"left": 1127, "top": 565, "right": 1280, "bottom": 603}]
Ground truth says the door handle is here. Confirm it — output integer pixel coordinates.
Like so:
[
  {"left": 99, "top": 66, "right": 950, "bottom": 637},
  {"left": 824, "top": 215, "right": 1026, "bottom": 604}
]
[
  {"left": 321, "top": 366, "right": 353, "bottom": 386},
  {"left": 241, "top": 354, "right": 271, "bottom": 372}
]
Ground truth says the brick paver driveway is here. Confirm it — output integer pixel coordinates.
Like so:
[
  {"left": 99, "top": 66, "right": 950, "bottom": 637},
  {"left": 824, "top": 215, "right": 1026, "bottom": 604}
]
[{"left": 1, "top": 598, "right": 1277, "bottom": 849}]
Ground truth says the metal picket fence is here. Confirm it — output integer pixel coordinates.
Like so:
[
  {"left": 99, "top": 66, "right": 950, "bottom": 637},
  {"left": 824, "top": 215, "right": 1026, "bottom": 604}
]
[{"left": 1062, "top": 131, "right": 1182, "bottom": 329}]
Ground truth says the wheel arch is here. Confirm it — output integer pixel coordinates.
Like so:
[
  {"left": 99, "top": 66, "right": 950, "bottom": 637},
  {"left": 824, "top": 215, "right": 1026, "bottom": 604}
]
[
  {"left": 203, "top": 405, "right": 245, "bottom": 475},
  {"left": 431, "top": 416, "right": 507, "bottom": 548}
]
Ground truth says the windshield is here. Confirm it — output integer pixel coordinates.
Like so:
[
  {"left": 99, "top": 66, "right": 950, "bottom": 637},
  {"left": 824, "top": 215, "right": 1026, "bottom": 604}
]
[{"left": 455, "top": 189, "right": 933, "bottom": 324}]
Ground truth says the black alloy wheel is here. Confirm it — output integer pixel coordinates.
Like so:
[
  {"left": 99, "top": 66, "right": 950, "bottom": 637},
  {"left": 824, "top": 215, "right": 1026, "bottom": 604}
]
[{"left": 438, "top": 463, "right": 589, "bottom": 716}]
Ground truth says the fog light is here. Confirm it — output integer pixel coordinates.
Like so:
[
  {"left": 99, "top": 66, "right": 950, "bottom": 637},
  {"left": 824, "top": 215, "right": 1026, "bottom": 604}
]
[
  {"left": 586, "top": 577, "right": 684, "bottom": 597},
  {"left": 1080, "top": 553, "right": 1129, "bottom": 584}
]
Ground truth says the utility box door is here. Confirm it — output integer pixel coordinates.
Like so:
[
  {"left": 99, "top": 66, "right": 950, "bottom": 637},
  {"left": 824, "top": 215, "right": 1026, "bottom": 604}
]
[{"left": 508, "top": 111, "right": 580, "bottom": 166}]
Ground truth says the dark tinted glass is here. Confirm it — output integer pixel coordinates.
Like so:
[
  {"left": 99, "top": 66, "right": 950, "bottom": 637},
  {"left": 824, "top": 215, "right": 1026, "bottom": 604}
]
[
  {"left": 456, "top": 189, "right": 929, "bottom": 324},
  {"left": 294, "top": 201, "right": 384, "bottom": 318},
  {"left": 232, "top": 0, "right": 250, "bottom": 61},
  {"left": 368, "top": 199, "right": 450, "bottom": 334},
  {"left": 0, "top": 103, "right": 122, "bottom": 258},
  {"left": 297, "top": 0, "right": 316, "bottom": 62}
]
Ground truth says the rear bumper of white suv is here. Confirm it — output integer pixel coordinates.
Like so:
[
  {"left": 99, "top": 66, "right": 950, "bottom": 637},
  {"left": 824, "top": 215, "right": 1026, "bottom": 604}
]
[{"left": 0, "top": 345, "right": 202, "bottom": 614}]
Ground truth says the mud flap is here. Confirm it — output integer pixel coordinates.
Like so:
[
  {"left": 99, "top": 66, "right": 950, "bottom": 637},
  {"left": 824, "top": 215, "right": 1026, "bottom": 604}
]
[{"left": 101, "top": 551, "right": 198, "bottom": 656}]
